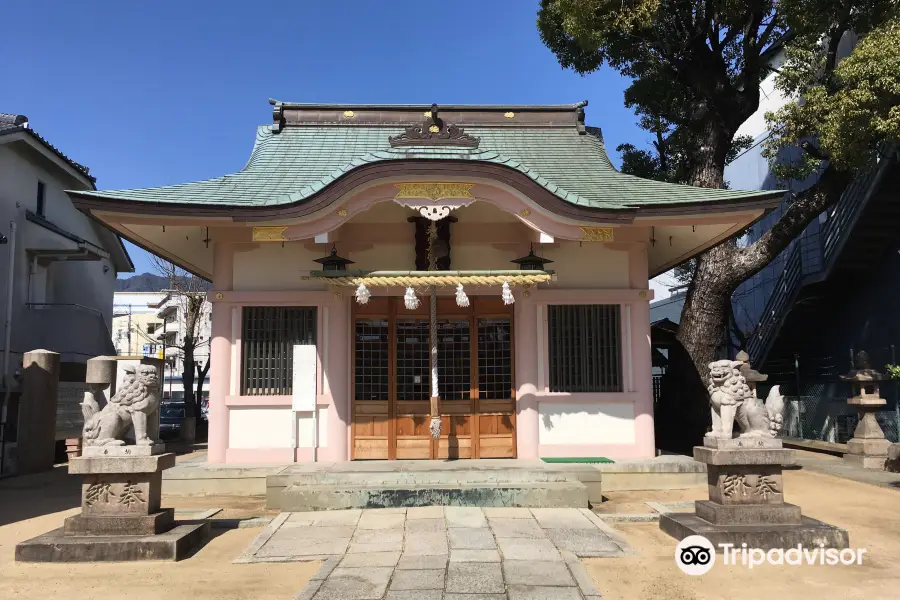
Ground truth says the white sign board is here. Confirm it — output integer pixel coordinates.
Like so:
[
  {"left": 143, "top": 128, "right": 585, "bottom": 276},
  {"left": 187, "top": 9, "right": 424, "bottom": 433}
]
[{"left": 292, "top": 345, "right": 317, "bottom": 412}]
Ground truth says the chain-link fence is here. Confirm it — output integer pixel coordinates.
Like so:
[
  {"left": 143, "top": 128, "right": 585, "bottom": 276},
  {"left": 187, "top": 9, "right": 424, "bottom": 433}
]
[{"left": 778, "top": 387, "right": 900, "bottom": 443}]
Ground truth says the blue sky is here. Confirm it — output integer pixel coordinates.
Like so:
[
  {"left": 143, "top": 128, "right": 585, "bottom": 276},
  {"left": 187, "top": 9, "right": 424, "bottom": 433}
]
[{"left": 1, "top": 0, "right": 648, "bottom": 277}]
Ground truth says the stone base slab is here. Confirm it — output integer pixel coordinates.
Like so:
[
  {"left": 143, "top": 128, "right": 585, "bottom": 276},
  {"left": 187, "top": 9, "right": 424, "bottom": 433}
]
[
  {"left": 695, "top": 500, "right": 802, "bottom": 526},
  {"left": 15, "top": 522, "right": 209, "bottom": 562},
  {"left": 82, "top": 443, "right": 166, "bottom": 458},
  {"left": 846, "top": 438, "right": 890, "bottom": 455},
  {"left": 694, "top": 446, "right": 795, "bottom": 466},
  {"left": 69, "top": 453, "right": 176, "bottom": 474},
  {"left": 659, "top": 512, "right": 848, "bottom": 551},
  {"left": 703, "top": 436, "right": 782, "bottom": 450},
  {"left": 843, "top": 453, "right": 888, "bottom": 469},
  {"left": 63, "top": 509, "right": 175, "bottom": 536}
]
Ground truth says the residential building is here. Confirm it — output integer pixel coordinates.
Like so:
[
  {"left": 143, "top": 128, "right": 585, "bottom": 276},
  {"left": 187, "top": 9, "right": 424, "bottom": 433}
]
[
  {"left": 111, "top": 291, "right": 211, "bottom": 402},
  {"left": 0, "top": 112, "right": 133, "bottom": 473},
  {"left": 112, "top": 291, "right": 166, "bottom": 356},
  {"left": 69, "top": 100, "right": 781, "bottom": 464},
  {"left": 148, "top": 292, "right": 211, "bottom": 402}
]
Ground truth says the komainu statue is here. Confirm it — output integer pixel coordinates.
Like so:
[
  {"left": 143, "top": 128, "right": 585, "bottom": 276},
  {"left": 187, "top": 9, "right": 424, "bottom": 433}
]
[
  {"left": 81, "top": 364, "right": 161, "bottom": 446},
  {"left": 707, "top": 358, "right": 784, "bottom": 439}
]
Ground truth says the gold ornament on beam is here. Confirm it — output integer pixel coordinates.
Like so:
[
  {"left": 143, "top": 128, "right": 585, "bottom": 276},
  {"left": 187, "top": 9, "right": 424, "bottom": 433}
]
[
  {"left": 252, "top": 226, "right": 288, "bottom": 242},
  {"left": 579, "top": 226, "right": 615, "bottom": 242},
  {"left": 394, "top": 182, "right": 475, "bottom": 202}
]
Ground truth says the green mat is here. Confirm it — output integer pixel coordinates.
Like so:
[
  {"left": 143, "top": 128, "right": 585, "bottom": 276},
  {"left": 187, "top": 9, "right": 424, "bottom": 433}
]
[{"left": 541, "top": 457, "right": 614, "bottom": 464}]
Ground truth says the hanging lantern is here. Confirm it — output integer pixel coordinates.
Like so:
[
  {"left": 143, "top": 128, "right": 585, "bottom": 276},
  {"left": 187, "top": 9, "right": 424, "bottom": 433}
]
[
  {"left": 355, "top": 283, "right": 371, "bottom": 305},
  {"left": 313, "top": 244, "right": 355, "bottom": 272},
  {"left": 511, "top": 244, "right": 553, "bottom": 271},
  {"left": 404, "top": 287, "right": 420, "bottom": 310},
  {"left": 455, "top": 283, "right": 469, "bottom": 308},
  {"left": 502, "top": 280, "right": 515, "bottom": 305}
]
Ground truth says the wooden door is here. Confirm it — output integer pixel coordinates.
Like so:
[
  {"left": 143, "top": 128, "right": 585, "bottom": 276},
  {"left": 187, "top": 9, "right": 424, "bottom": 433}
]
[{"left": 351, "top": 296, "right": 515, "bottom": 459}]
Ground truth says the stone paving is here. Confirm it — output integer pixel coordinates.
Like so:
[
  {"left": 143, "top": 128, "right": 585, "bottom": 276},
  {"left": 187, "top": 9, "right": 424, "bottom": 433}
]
[{"left": 236, "top": 507, "right": 631, "bottom": 599}]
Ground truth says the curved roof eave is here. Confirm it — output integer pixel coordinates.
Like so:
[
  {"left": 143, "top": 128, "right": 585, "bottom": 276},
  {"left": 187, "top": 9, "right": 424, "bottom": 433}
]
[{"left": 68, "top": 156, "right": 784, "bottom": 225}]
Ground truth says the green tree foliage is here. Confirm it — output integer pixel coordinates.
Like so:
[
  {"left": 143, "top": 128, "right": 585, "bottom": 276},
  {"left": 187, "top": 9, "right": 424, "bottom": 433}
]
[
  {"left": 764, "top": 14, "right": 900, "bottom": 179},
  {"left": 538, "top": 0, "right": 899, "bottom": 382}
]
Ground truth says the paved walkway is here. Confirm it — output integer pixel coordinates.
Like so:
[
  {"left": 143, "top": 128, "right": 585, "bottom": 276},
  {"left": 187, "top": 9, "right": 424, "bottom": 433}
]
[
  {"left": 793, "top": 450, "right": 900, "bottom": 490},
  {"left": 237, "top": 507, "right": 631, "bottom": 599}
]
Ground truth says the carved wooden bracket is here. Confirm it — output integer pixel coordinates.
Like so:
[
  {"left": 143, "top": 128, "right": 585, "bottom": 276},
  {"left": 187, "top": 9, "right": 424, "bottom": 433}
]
[{"left": 389, "top": 104, "right": 480, "bottom": 148}]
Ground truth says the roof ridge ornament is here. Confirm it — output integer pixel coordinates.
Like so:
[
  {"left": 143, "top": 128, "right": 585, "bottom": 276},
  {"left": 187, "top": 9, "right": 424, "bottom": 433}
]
[{"left": 389, "top": 103, "right": 480, "bottom": 148}]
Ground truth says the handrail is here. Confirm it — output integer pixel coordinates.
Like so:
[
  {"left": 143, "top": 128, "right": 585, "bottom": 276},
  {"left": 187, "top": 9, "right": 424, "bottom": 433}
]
[
  {"left": 744, "top": 146, "right": 896, "bottom": 366},
  {"left": 746, "top": 242, "right": 803, "bottom": 364}
]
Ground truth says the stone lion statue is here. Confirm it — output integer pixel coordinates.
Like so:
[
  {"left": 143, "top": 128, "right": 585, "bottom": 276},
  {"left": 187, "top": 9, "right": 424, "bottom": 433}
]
[
  {"left": 708, "top": 359, "right": 749, "bottom": 439},
  {"left": 708, "top": 359, "right": 785, "bottom": 439},
  {"left": 81, "top": 364, "right": 161, "bottom": 446}
]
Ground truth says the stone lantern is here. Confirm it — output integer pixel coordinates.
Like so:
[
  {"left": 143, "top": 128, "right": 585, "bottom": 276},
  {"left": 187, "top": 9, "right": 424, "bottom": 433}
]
[{"left": 840, "top": 351, "right": 891, "bottom": 469}]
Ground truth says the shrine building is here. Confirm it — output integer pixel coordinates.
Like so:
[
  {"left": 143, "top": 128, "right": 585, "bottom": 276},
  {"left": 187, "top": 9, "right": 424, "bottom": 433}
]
[{"left": 69, "top": 101, "right": 782, "bottom": 464}]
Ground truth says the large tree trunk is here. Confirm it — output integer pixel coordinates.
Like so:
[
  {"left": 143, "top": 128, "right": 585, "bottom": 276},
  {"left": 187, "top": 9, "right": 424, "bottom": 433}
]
[
  {"left": 676, "top": 165, "right": 850, "bottom": 379},
  {"left": 675, "top": 243, "right": 740, "bottom": 377},
  {"left": 689, "top": 113, "right": 731, "bottom": 189}
]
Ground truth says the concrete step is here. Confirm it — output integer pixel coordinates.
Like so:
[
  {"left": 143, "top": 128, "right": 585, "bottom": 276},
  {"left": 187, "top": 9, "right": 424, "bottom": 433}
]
[
  {"left": 267, "top": 469, "right": 579, "bottom": 487},
  {"left": 269, "top": 481, "right": 589, "bottom": 511}
]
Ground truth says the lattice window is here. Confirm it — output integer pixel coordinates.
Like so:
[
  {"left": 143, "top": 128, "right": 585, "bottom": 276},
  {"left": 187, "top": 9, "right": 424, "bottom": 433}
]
[
  {"left": 355, "top": 319, "right": 389, "bottom": 401},
  {"left": 548, "top": 305, "right": 622, "bottom": 393},
  {"left": 478, "top": 318, "right": 512, "bottom": 400},
  {"left": 396, "top": 320, "right": 471, "bottom": 401},
  {"left": 437, "top": 320, "right": 470, "bottom": 400},
  {"left": 241, "top": 306, "right": 316, "bottom": 396},
  {"left": 396, "top": 320, "right": 430, "bottom": 401}
]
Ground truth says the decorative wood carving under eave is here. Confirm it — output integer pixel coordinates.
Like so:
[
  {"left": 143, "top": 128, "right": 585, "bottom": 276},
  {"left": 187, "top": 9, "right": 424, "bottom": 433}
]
[
  {"left": 389, "top": 103, "right": 480, "bottom": 148},
  {"left": 251, "top": 226, "right": 288, "bottom": 242},
  {"left": 580, "top": 226, "right": 615, "bottom": 242},
  {"left": 394, "top": 182, "right": 475, "bottom": 202}
]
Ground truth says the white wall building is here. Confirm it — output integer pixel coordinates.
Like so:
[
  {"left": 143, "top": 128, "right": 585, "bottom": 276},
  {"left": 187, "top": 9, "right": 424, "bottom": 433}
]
[
  {"left": 112, "top": 291, "right": 211, "bottom": 402},
  {"left": 0, "top": 112, "right": 133, "bottom": 473}
]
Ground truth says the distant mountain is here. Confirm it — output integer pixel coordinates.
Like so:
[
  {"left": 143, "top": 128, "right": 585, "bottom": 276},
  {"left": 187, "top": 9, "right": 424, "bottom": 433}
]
[
  {"left": 115, "top": 273, "right": 210, "bottom": 292},
  {"left": 115, "top": 273, "right": 169, "bottom": 292}
]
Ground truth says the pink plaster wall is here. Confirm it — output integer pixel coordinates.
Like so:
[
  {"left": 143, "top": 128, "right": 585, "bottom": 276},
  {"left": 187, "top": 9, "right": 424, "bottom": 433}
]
[
  {"left": 512, "top": 246, "right": 656, "bottom": 461},
  {"left": 206, "top": 281, "right": 352, "bottom": 464},
  {"left": 208, "top": 242, "right": 233, "bottom": 464}
]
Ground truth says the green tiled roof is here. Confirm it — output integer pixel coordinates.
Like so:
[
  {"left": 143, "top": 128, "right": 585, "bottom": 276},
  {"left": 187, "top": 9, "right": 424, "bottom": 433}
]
[{"left": 73, "top": 123, "right": 780, "bottom": 209}]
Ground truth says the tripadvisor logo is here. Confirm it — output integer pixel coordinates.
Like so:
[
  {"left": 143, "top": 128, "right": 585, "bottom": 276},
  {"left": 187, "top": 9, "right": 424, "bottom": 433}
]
[
  {"left": 675, "top": 535, "right": 716, "bottom": 575},
  {"left": 675, "top": 536, "right": 867, "bottom": 574}
]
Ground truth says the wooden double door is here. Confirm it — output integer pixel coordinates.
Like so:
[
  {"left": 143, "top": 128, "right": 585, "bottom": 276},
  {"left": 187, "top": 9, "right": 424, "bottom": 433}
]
[{"left": 352, "top": 296, "right": 516, "bottom": 460}]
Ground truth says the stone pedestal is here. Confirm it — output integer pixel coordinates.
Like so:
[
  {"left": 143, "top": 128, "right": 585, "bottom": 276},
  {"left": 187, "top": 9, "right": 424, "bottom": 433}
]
[
  {"left": 16, "top": 350, "right": 60, "bottom": 475},
  {"left": 843, "top": 397, "right": 890, "bottom": 469},
  {"left": 16, "top": 448, "right": 208, "bottom": 562},
  {"left": 660, "top": 437, "right": 848, "bottom": 550}
]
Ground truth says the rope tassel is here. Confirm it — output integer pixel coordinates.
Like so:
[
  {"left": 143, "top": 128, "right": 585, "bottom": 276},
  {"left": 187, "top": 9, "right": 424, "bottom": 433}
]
[
  {"left": 404, "top": 287, "right": 420, "bottom": 310},
  {"left": 355, "top": 283, "right": 371, "bottom": 304},
  {"left": 501, "top": 280, "right": 515, "bottom": 305},
  {"left": 455, "top": 283, "right": 469, "bottom": 307}
]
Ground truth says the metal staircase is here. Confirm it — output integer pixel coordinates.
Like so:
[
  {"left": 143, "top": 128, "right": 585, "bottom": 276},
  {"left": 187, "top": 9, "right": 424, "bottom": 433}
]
[{"left": 746, "top": 148, "right": 898, "bottom": 365}]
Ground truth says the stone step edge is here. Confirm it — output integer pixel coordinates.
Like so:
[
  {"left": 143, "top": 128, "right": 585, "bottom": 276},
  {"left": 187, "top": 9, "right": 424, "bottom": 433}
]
[
  {"left": 279, "top": 480, "right": 588, "bottom": 493},
  {"left": 268, "top": 474, "right": 583, "bottom": 485}
]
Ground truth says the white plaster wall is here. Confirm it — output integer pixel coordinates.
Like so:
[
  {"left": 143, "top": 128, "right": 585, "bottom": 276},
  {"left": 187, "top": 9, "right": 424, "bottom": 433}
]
[
  {"left": 350, "top": 241, "right": 417, "bottom": 272},
  {"left": 451, "top": 243, "right": 521, "bottom": 271},
  {"left": 296, "top": 408, "right": 329, "bottom": 447},
  {"left": 0, "top": 143, "right": 121, "bottom": 363},
  {"left": 543, "top": 243, "right": 630, "bottom": 288},
  {"left": 233, "top": 243, "right": 326, "bottom": 291},
  {"left": 538, "top": 402, "right": 636, "bottom": 445},
  {"left": 228, "top": 407, "right": 294, "bottom": 448}
]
